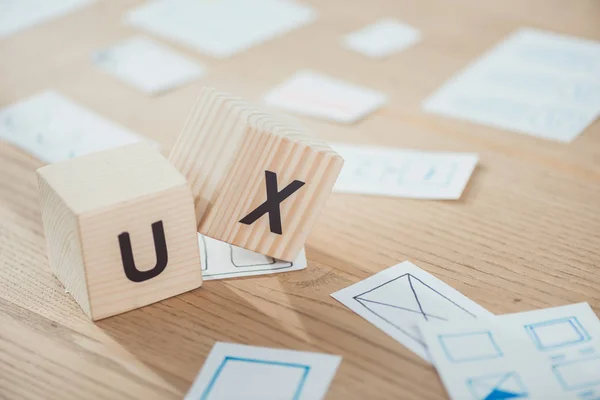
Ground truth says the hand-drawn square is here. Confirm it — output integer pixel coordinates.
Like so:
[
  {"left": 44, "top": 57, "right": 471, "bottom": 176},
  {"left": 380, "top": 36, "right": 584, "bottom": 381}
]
[
  {"left": 352, "top": 273, "right": 477, "bottom": 347},
  {"left": 200, "top": 356, "right": 310, "bottom": 400},
  {"left": 467, "top": 371, "right": 528, "bottom": 400},
  {"left": 525, "top": 316, "right": 591, "bottom": 351},
  {"left": 439, "top": 331, "right": 503, "bottom": 363},
  {"left": 552, "top": 357, "right": 600, "bottom": 391}
]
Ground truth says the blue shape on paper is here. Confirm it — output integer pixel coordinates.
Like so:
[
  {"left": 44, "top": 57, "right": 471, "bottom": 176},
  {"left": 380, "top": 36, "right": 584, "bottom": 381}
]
[
  {"left": 467, "top": 372, "right": 528, "bottom": 400},
  {"left": 439, "top": 331, "right": 503, "bottom": 363},
  {"left": 201, "top": 356, "right": 310, "bottom": 400},
  {"left": 552, "top": 356, "right": 600, "bottom": 391},
  {"left": 525, "top": 316, "right": 591, "bottom": 351}
]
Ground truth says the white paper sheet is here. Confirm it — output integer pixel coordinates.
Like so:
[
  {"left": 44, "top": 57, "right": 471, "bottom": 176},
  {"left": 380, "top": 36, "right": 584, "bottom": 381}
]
[
  {"left": 423, "top": 28, "right": 600, "bottom": 142},
  {"left": 185, "top": 342, "right": 341, "bottom": 400},
  {"left": 93, "top": 36, "right": 205, "bottom": 94},
  {"left": 0, "top": 91, "right": 154, "bottom": 164},
  {"left": 199, "top": 234, "right": 307, "bottom": 280},
  {"left": 0, "top": 0, "right": 94, "bottom": 38},
  {"left": 125, "top": 0, "right": 316, "bottom": 59},
  {"left": 331, "top": 143, "right": 478, "bottom": 199},
  {"left": 331, "top": 261, "right": 492, "bottom": 361},
  {"left": 343, "top": 18, "right": 421, "bottom": 59},
  {"left": 263, "top": 70, "right": 388, "bottom": 123},
  {"left": 420, "top": 303, "right": 600, "bottom": 400}
]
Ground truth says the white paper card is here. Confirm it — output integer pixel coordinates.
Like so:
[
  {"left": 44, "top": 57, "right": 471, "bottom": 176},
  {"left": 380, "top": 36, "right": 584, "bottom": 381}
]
[
  {"left": 93, "top": 36, "right": 205, "bottom": 94},
  {"left": 424, "top": 28, "right": 600, "bottom": 142},
  {"left": 331, "top": 143, "right": 478, "bottom": 199},
  {"left": 0, "top": 0, "right": 94, "bottom": 38},
  {"left": 125, "top": 0, "right": 315, "bottom": 59},
  {"left": 199, "top": 234, "right": 307, "bottom": 280},
  {"left": 0, "top": 91, "right": 153, "bottom": 164},
  {"left": 420, "top": 303, "right": 600, "bottom": 400},
  {"left": 264, "top": 70, "right": 388, "bottom": 123},
  {"left": 185, "top": 342, "right": 341, "bottom": 400},
  {"left": 343, "top": 18, "right": 421, "bottom": 59},
  {"left": 331, "top": 261, "right": 492, "bottom": 361}
]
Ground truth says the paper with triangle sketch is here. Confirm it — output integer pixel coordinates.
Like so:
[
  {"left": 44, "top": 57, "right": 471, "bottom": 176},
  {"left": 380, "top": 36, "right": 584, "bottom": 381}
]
[
  {"left": 331, "top": 261, "right": 492, "bottom": 362},
  {"left": 199, "top": 234, "right": 307, "bottom": 280}
]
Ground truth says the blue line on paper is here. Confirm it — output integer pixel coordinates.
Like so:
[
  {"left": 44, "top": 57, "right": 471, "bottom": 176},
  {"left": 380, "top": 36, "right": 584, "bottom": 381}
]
[
  {"left": 525, "top": 316, "right": 591, "bottom": 351},
  {"left": 439, "top": 331, "right": 503, "bottom": 363},
  {"left": 201, "top": 356, "right": 310, "bottom": 400}
]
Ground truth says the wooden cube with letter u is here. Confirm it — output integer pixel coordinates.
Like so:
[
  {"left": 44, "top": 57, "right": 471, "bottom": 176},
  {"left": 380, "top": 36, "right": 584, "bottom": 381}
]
[
  {"left": 169, "top": 87, "right": 344, "bottom": 261},
  {"left": 37, "top": 142, "right": 202, "bottom": 321}
]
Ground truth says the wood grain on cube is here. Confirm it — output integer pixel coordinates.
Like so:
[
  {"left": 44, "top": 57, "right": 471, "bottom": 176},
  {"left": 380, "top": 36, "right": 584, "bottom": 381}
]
[
  {"left": 37, "top": 142, "right": 202, "bottom": 320},
  {"left": 169, "top": 87, "right": 344, "bottom": 261}
]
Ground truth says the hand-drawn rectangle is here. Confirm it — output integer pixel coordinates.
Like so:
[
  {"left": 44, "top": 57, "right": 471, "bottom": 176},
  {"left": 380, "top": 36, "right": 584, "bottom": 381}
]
[
  {"left": 525, "top": 316, "right": 591, "bottom": 351},
  {"left": 439, "top": 331, "right": 503, "bottom": 363},
  {"left": 201, "top": 357, "right": 310, "bottom": 400},
  {"left": 552, "top": 357, "right": 600, "bottom": 391}
]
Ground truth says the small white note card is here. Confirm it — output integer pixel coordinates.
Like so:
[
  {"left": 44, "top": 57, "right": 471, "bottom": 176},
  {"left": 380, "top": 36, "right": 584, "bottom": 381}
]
[
  {"left": 93, "top": 36, "right": 205, "bottom": 94},
  {"left": 0, "top": 0, "right": 94, "bottom": 38},
  {"left": 343, "top": 18, "right": 421, "bottom": 59},
  {"left": 331, "top": 261, "right": 492, "bottom": 362},
  {"left": 421, "top": 303, "right": 600, "bottom": 400},
  {"left": 185, "top": 342, "right": 341, "bottom": 400},
  {"left": 331, "top": 143, "right": 478, "bottom": 199},
  {"left": 424, "top": 28, "right": 600, "bottom": 142},
  {"left": 199, "top": 234, "right": 307, "bottom": 280},
  {"left": 264, "top": 70, "right": 387, "bottom": 123},
  {"left": 0, "top": 91, "right": 152, "bottom": 164},
  {"left": 125, "top": 0, "right": 315, "bottom": 59}
]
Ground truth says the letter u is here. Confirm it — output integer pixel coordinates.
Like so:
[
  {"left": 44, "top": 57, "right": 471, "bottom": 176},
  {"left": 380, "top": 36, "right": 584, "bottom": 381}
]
[{"left": 118, "top": 221, "right": 168, "bottom": 283}]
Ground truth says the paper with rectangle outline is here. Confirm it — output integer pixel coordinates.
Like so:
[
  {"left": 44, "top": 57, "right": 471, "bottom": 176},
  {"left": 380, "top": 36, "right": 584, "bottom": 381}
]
[
  {"left": 263, "top": 70, "right": 388, "bottom": 123},
  {"left": 184, "top": 342, "right": 341, "bottom": 400},
  {"left": 467, "top": 371, "right": 528, "bottom": 400},
  {"left": 420, "top": 303, "right": 600, "bottom": 399},
  {"left": 342, "top": 18, "right": 421, "bottom": 59},
  {"left": 0, "top": 0, "right": 95, "bottom": 38},
  {"left": 330, "top": 143, "right": 478, "bottom": 200},
  {"left": 125, "top": 0, "right": 316, "bottom": 59},
  {"left": 92, "top": 36, "right": 206, "bottom": 94},
  {"left": 423, "top": 28, "right": 600, "bottom": 143},
  {"left": 0, "top": 90, "right": 156, "bottom": 164},
  {"left": 198, "top": 234, "right": 307, "bottom": 280},
  {"left": 331, "top": 261, "right": 492, "bottom": 362}
]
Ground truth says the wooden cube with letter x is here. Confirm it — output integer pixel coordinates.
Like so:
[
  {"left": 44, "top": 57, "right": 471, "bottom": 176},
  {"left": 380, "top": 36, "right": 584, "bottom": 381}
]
[
  {"left": 36, "top": 142, "right": 202, "bottom": 321},
  {"left": 169, "top": 87, "right": 344, "bottom": 261}
]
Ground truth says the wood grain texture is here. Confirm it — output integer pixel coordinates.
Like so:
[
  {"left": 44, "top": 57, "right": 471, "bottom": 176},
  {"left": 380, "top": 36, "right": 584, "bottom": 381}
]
[
  {"left": 36, "top": 142, "right": 203, "bottom": 320},
  {"left": 1, "top": 0, "right": 599, "bottom": 399},
  {"left": 169, "top": 87, "right": 343, "bottom": 261}
]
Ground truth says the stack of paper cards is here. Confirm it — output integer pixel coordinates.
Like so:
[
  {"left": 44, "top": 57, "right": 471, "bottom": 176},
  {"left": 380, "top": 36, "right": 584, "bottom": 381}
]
[
  {"left": 93, "top": 36, "right": 205, "bottom": 94},
  {"left": 331, "top": 261, "right": 492, "bottom": 361},
  {"left": 264, "top": 70, "right": 388, "bottom": 123},
  {"left": 125, "top": 0, "right": 316, "bottom": 59},
  {"left": 421, "top": 303, "right": 600, "bottom": 399},
  {"left": 343, "top": 18, "right": 421, "bottom": 59},
  {"left": 185, "top": 342, "right": 341, "bottom": 400},
  {"left": 0, "top": 91, "right": 153, "bottom": 164},
  {"left": 331, "top": 143, "right": 479, "bottom": 199},
  {"left": 424, "top": 28, "right": 600, "bottom": 142},
  {"left": 0, "top": 0, "right": 94, "bottom": 38},
  {"left": 199, "top": 234, "right": 307, "bottom": 280}
]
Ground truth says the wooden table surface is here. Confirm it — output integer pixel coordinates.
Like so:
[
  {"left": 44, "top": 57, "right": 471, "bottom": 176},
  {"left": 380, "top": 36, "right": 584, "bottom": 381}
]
[{"left": 1, "top": 1, "right": 599, "bottom": 399}]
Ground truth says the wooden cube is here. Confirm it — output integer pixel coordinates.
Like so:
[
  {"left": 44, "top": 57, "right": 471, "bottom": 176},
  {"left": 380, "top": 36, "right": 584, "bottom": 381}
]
[
  {"left": 37, "top": 142, "right": 202, "bottom": 320},
  {"left": 169, "top": 87, "right": 344, "bottom": 261}
]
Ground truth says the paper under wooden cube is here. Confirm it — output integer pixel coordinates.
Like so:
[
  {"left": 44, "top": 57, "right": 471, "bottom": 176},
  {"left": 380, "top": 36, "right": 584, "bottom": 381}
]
[
  {"left": 169, "top": 87, "right": 344, "bottom": 261},
  {"left": 37, "top": 142, "right": 202, "bottom": 320}
]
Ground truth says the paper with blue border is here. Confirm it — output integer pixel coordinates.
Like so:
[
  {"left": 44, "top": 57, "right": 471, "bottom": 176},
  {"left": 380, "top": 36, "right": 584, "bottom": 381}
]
[
  {"left": 420, "top": 303, "right": 600, "bottom": 399},
  {"left": 330, "top": 143, "right": 478, "bottom": 200},
  {"left": 185, "top": 342, "right": 341, "bottom": 400}
]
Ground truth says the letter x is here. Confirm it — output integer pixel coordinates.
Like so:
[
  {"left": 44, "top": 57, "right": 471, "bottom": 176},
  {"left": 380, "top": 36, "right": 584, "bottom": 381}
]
[{"left": 239, "top": 170, "right": 305, "bottom": 235}]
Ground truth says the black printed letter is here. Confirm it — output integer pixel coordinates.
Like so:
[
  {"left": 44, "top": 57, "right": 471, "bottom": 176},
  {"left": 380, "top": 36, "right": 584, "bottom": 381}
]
[
  {"left": 119, "top": 221, "right": 168, "bottom": 283},
  {"left": 239, "top": 171, "right": 305, "bottom": 235}
]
